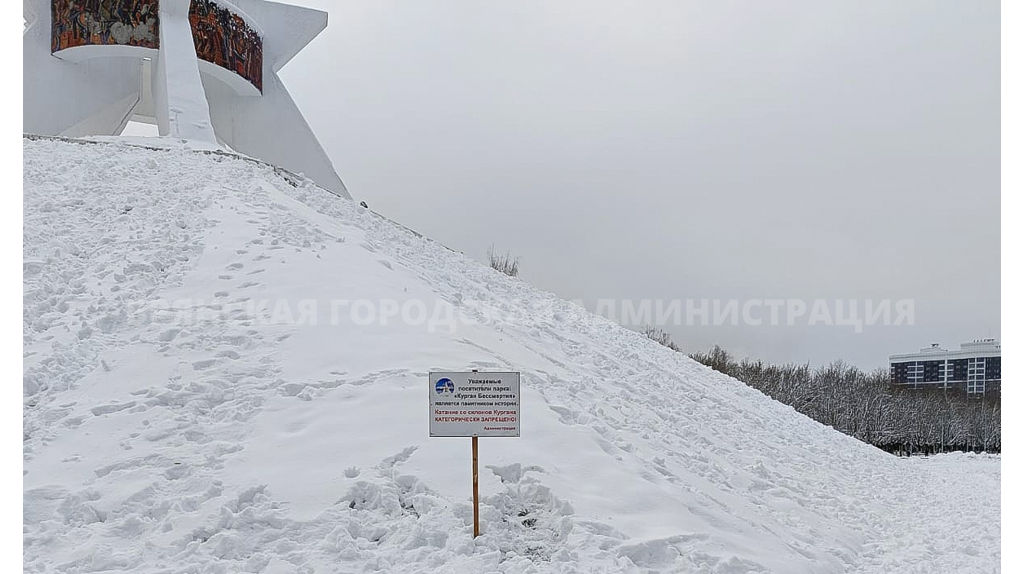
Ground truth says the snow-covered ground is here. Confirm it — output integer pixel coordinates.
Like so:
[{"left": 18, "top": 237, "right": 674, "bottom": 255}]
[{"left": 23, "top": 137, "right": 1000, "bottom": 573}]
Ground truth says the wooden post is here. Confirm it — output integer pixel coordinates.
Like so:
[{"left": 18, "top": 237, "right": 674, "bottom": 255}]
[
  {"left": 472, "top": 435, "right": 480, "bottom": 537},
  {"left": 470, "top": 369, "right": 480, "bottom": 538}
]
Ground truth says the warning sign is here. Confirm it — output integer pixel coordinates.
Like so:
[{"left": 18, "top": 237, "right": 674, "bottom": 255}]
[{"left": 429, "top": 372, "right": 521, "bottom": 437}]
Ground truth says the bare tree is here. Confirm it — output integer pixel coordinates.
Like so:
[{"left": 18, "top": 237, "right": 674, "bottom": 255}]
[{"left": 687, "top": 344, "right": 1001, "bottom": 455}]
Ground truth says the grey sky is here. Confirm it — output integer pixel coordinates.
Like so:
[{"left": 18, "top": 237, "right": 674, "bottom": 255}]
[{"left": 275, "top": 0, "right": 999, "bottom": 368}]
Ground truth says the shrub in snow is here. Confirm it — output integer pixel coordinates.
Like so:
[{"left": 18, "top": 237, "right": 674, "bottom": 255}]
[
  {"left": 641, "top": 325, "right": 680, "bottom": 352},
  {"left": 488, "top": 245, "right": 521, "bottom": 277}
]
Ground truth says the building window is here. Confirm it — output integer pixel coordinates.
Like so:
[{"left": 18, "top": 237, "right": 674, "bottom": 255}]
[
  {"left": 907, "top": 362, "right": 923, "bottom": 384},
  {"left": 967, "top": 358, "right": 986, "bottom": 394}
]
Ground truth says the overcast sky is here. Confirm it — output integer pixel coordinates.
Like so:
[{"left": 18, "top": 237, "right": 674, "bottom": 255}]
[{"left": 273, "top": 0, "right": 998, "bottom": 368}]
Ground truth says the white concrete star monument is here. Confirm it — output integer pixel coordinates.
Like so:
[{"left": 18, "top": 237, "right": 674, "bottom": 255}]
[{"left": 24, "top": 0, "right": 349, "bottom": 198}]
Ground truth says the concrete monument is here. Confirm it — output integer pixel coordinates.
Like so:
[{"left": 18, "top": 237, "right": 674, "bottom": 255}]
[{"left": 24, "top": 0, "right": 349, "bottom": 198}]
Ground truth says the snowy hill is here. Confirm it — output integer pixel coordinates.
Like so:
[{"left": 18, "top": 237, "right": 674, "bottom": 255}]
[{"left": 23, "top": 137, "right": 999, "bottom": 573}]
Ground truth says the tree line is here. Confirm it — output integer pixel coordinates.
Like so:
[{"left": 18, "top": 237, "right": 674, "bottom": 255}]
[{"left": 642, "top": 328, "right": 1001, "bottom": 454}]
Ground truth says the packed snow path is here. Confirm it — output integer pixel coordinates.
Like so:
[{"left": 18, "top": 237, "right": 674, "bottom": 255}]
[{"left": 23, "top": 137, "right": 999, "bottom": 573}]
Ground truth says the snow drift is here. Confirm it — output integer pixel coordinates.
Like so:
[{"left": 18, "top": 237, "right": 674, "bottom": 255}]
[{"left": 23, "top": 137, "right": 999, "bottom": 573}]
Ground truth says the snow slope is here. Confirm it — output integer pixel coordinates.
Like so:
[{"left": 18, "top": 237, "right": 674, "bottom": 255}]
[{"left": 23, "top": 137, "right": 1000, "bottom": 573}]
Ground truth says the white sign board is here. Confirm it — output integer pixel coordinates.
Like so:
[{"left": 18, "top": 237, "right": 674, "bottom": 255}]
[{"left": 429, "top": 372, "right": 521, "bottom": 437}]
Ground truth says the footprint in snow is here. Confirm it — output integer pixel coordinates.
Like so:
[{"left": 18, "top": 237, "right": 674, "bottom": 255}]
[
  {"left": 380, "top": 446, "right": 418, "bottom": 470},
  {"left": 486, "top": 463, "right": 546, "bottom": 484}
]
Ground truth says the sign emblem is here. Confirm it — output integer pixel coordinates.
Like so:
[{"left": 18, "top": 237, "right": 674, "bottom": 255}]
[{"left": 435, "top": 377, "right": 455, "bottom": 394}]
